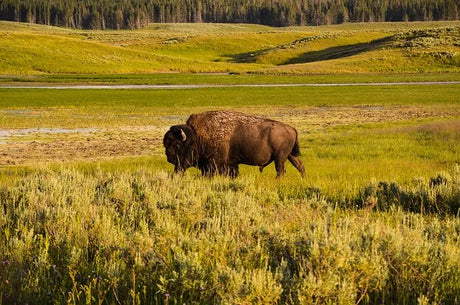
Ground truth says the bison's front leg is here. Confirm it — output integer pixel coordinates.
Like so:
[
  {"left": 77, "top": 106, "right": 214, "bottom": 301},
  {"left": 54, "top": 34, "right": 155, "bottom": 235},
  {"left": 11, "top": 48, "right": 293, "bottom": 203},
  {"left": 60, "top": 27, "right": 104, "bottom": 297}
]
[
  {"left": 199, "top": 161, "right": 217, "bottom": 177},
  {"left": 174, "top": 164, "right": 185, "bottom": 174},
  {"left": 202, "top": 168, "right": 216, "bottom": 177},
  {"left": 228, "top": 166, "right": 239, "bottom": 178},
  {"left": 217, "top": 163, "right": 239, "bottom": 178}
]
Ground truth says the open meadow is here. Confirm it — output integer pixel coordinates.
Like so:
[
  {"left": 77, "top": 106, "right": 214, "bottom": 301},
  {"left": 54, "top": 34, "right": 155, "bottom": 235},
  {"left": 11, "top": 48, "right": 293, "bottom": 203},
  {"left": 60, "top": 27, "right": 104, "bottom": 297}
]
[{"left": 0, "top": 21, "right": 460, "bottom": 304}]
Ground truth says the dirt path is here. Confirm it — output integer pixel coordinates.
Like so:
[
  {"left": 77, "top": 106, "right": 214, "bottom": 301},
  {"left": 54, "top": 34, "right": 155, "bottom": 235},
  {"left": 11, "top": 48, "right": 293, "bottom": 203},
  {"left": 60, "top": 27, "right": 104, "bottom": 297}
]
[{"left": 1, "top": 81, "right": 459, "bottom": 90}]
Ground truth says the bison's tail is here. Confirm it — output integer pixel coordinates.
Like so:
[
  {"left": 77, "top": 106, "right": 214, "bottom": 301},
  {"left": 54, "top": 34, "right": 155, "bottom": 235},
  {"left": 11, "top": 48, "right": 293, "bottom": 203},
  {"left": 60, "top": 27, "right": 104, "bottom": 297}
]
[{"left": 291, "top": 131, "right": 301, "bottom": 157}]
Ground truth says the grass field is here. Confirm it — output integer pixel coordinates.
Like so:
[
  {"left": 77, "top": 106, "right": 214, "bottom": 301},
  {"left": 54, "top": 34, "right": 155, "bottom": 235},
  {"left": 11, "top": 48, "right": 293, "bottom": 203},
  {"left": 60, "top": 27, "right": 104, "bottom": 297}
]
[
  {"left": 1, "top": 20, "right": 460, "bottom": 304},
  {"left": 1, "top": 82, "right": 459, "bottom": 304}
]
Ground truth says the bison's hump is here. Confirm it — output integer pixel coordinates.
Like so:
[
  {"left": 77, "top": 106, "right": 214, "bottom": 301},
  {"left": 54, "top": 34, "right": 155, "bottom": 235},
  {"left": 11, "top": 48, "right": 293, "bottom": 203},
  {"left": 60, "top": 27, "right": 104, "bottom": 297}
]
[{"left": 187, "top": 110, "right": 265, "bottom": 142}]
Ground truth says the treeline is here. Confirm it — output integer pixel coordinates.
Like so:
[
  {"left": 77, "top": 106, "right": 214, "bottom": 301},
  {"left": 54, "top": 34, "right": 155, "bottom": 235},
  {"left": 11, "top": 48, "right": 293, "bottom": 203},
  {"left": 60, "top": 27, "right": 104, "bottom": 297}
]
[{"left": 0, "top": 0, "right": 458, "bottom": 29}]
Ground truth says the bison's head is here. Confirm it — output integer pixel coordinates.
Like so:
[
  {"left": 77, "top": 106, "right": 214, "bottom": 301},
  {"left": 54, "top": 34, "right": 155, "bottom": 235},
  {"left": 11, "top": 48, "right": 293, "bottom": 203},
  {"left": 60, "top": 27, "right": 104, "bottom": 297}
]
[{"left": 163, "top": 125, "right": 197, "bottom": 173}]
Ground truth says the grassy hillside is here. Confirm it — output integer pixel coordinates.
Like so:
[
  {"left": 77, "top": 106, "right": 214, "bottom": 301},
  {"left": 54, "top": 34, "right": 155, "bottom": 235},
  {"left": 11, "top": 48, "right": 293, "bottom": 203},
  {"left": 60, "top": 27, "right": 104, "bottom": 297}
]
[{"left": 1, "top": 21, "right": 459, "bottom": 75}]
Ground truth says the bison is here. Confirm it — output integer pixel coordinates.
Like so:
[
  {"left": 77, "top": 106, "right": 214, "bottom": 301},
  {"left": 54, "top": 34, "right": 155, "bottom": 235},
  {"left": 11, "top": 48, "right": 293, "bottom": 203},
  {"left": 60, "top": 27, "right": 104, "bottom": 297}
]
[{"left": 163, "top": 110, "right": 305, "bottom": 178}]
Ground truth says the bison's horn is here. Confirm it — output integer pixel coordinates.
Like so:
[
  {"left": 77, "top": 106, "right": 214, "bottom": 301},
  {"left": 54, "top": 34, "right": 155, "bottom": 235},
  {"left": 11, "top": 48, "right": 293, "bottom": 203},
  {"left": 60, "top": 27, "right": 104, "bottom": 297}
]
[{"left": 180, "top": 129, "right": 187, "bottom": 142}]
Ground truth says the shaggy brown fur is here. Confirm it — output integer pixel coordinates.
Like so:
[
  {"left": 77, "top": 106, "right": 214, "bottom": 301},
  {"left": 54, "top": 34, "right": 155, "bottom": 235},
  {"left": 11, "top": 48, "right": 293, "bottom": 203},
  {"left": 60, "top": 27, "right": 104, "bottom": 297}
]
[
  {"left": 164, "top": 110, "right": 305, "bottom": 178},
  {"left": 187, "top": 111, "right": 265, "bottom": 170}
]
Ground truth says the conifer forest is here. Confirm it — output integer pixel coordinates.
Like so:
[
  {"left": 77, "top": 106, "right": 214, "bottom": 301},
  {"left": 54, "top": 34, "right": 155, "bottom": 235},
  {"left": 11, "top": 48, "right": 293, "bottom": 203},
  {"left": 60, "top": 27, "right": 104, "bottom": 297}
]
[{"left": 0, "top": 0, "right": 459, "bottom": 29}]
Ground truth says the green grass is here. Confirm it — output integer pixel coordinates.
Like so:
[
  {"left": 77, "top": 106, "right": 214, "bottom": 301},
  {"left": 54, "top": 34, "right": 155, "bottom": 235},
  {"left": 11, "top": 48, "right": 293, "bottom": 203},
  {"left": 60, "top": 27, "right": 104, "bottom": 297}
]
[
  {"left": 2, "top": 72, "right": 460, "bottom": 85},
  {"left": 1, "top": 20, "right": 459, "bottom": 75},
  {"left": 0, "top": 85, "right": 458, "bottom": 192},
  {"left": 0, "top": 83, "right": 458, "bottom": 190},
  {"left": 0, "top": 84, "right": 458, "bottom": 109}
]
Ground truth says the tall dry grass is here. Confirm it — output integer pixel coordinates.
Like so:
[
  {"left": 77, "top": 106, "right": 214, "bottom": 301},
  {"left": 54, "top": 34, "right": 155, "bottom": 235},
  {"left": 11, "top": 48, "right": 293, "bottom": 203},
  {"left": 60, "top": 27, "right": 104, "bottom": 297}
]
[{"left": 1, "top": 166, "right": 459, "bottom": 304}]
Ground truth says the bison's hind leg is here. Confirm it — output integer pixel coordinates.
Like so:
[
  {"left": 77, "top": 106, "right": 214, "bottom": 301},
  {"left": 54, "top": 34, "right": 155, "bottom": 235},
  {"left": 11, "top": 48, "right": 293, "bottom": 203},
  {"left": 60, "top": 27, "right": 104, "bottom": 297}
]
[
  {"left": 275, "top": 153, "right": 305, "bottom": 179},
  {"left": 288, "top": 155, "right": 305, "bottom": 178},
  {"left": 274, "top": 154, "right": 288, "bottom": 179}
]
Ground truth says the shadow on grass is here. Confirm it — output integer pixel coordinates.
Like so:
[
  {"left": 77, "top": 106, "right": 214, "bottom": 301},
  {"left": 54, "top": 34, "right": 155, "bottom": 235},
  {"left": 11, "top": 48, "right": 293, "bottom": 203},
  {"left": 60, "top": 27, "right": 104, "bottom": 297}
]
[
  {"left": 227, "top": 35, "right": 394, "bottom": 65},
  {"left": 225, "top": 50, "right": 264, "bottom": 63},
  {"left": 283, "top": 36, "right": 394, "bottom": 65}
]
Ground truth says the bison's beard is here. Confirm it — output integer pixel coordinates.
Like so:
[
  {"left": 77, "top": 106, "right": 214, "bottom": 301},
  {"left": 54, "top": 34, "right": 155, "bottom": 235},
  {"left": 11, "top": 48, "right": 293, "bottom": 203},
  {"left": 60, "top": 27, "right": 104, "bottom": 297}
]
[{"left": 172, "top": 149, "right": 198, "bottom": 173}]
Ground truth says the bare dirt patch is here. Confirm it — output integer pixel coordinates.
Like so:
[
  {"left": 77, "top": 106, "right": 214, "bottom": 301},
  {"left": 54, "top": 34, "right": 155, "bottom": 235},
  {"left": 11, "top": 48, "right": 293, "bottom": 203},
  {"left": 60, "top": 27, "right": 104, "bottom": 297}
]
[
  {"left": 0, "top": 127, "right": 164, "bottom": 165},
  {"left": 268, "top": 105, "right": 458, "bottom": 134}
]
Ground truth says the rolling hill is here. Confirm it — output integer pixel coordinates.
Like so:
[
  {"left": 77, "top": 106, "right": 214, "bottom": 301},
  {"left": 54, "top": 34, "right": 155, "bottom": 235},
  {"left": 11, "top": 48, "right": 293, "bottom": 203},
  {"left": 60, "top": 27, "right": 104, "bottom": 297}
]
[{"left": 0, "top": 21, "right": 459, "bottom": 75}]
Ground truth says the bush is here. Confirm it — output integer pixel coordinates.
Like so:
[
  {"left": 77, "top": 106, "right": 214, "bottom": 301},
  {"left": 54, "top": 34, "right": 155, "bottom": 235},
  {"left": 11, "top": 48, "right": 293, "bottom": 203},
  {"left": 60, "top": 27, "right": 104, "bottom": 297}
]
[{"left": 356, "top": 168, "right": 460, "bottom": 215}]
